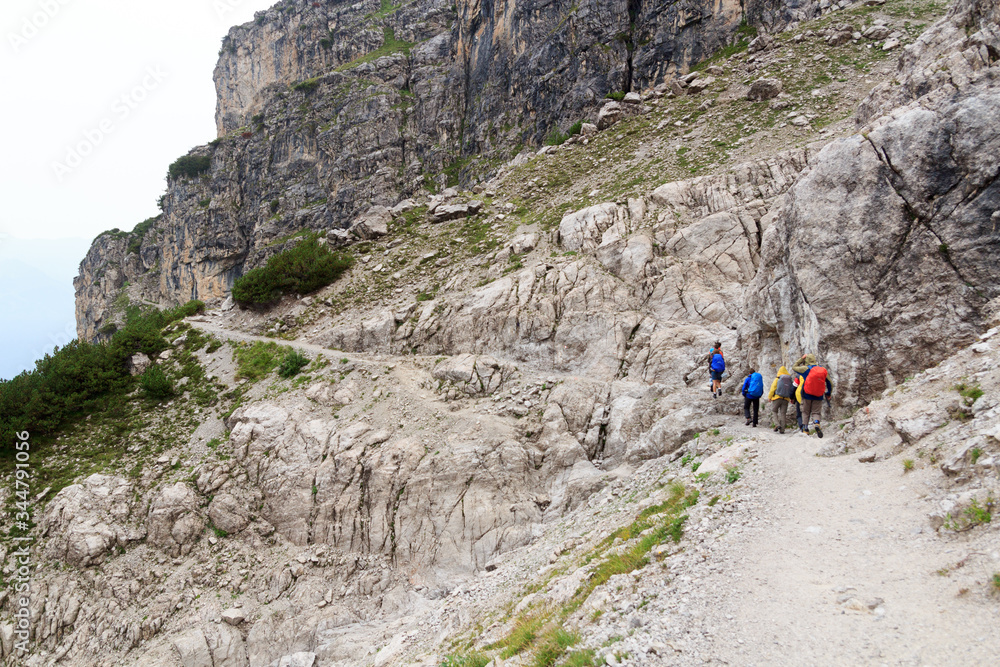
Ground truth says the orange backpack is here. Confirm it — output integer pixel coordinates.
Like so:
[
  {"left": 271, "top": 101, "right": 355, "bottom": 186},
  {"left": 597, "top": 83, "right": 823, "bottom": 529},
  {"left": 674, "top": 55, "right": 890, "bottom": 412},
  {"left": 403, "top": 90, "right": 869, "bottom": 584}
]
[{"left": 803, "top": 366, "right": 828, "bottom": 397}]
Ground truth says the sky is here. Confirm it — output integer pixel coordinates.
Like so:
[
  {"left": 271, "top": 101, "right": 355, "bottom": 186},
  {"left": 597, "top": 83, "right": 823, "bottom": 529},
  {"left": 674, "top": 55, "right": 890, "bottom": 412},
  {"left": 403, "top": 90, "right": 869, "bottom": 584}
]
[{"left": 0, "top": 0, "right": 278, "bottom": 379}]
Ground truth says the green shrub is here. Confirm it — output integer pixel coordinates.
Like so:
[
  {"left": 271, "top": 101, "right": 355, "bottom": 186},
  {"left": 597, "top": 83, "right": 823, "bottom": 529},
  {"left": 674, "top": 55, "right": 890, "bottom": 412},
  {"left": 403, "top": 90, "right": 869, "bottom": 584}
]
[
  {"left": 545, "top": 129, "right": 569, "bottom": 146},
  {"left": 0, "top": 298, "right": 205, "bottom": 457},
  {"left": 567, "top": 120, "right": 584, "bottom": 136},
  {"left": 231, "top": 235, "right": 352, "bottom": 306},
  {"left": 127, "top": 216, "right": 160, "bottom": 255},
  {"left": 168, "top": 154, "right": 212, "bottom": 180},
  {"left": 140, "top": 365, "right": 174, "bottom": 400},
  {"left": 278, "top": 350, "right": 309, "bottom": 378},
  {"left": 605, "top": 91, "right": 625, "bottom": 101}
]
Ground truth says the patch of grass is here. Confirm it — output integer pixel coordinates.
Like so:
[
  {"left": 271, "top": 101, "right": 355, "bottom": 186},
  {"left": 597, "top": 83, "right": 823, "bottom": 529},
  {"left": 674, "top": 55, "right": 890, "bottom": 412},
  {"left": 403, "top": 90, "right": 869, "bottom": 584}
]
[
  {"left": 903, "top": 459, "right": 915, "bottom": 473},
  {"left": 954, "top": 382, "right": 984, "bottom": 404},
  {"left": 531, "top": 628, "right": 579, "bottom": 667},
  {"left": 441, "top": 653, "right": 489, "bottom": 667},
  {"left": 335, "top": 28, "right": 416, "bottom": 72},
  {"left": 725, "top": 466, "right": 741, "bottom": 484},
  {"left": 562, "top": 649, "right": 597, "bottom": 667},
  {"left": 492, "top": 613, "right": 546, "bottom": 658},
  {"left": 971, "top": 448, "right": 983, "bottom": 465},
  {"left": 277, "top": 350, "right": 309, "bottom": 378},
  {"left": 991, "top": 573, "right": 1000, "bottom": 594},
  {"left": 233, "top": 341, "right": 288, "bottom": 381},
  {"left": 605, "top": 91, "right": 625, "bottom": 101}
]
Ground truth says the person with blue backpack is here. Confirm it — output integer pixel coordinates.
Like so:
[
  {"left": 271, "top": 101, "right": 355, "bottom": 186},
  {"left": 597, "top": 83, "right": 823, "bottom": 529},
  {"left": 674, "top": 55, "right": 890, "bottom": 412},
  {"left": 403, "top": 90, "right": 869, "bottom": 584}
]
[
  {"left": 741, "top": 368, "right": 764, "bottom": 427},
  {"left": 708, "top": 342, "right": 725, "bottom": 398}
]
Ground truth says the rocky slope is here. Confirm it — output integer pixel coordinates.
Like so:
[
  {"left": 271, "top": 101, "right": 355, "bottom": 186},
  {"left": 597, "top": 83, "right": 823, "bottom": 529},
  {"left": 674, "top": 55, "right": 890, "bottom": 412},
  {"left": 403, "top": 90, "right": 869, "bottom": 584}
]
[
  {"left": 76, "top": 0, "right": 825, "bottom": 342},
  {"left": 10, "top": 0, "right": 999, "bottom": 665}
]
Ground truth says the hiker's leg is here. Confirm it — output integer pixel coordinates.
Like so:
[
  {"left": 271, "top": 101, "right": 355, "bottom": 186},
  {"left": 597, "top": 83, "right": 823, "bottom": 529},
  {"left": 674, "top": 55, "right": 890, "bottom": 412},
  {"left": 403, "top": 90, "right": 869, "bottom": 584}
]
[
  {"left": 752, "top": 399, "right": 759, "bottom": 425},
  {"left": 744, "top": 398, "right": 752, "bottom": 423},
  {"left": 776, "top": 401, "right": 787, "bottom": 431}
]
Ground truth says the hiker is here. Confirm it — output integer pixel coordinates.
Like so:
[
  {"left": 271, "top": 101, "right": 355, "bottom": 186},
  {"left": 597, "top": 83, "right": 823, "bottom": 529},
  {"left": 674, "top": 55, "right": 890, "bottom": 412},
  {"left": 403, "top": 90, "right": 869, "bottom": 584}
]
[
  {"left": 768, "top": 366, "right": 794, "bottom": 433},
  {"left": 741, "top": 367, "right": 764, "bottom": 427},
  {"left": 790, "top": 354, "right": 815, "bottom": 432},
  {"left": 708, "top": 342, "right": 725, "bottom": 398},
  {"left": 797, "top": 355, "right": 833, "bottom": 437}
]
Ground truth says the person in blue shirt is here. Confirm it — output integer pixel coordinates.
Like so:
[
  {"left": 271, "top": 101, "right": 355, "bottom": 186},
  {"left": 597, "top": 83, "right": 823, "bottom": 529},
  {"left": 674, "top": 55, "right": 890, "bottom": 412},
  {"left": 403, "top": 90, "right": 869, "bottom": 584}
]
[
  {"left": 708, "top": 342, "right": 725, "bottom": 398},
  {"left": 741, "top": 368, "right": 764, "bottom": 427}
]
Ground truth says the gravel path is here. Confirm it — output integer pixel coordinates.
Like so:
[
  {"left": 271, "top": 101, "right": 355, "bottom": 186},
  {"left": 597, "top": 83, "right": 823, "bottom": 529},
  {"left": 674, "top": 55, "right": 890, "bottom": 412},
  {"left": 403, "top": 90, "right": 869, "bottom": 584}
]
[{"left": 696, "top": 428, "right": 1000, "bottom": 666}]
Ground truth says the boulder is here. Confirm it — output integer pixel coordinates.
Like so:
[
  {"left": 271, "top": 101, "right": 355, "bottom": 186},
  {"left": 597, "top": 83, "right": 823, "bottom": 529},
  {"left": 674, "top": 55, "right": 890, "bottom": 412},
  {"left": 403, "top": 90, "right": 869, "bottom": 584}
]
[
  {"left": 429, "top": 201, "right": 482, "bottom": 223},
  {"left": 580, "top": 122, "right": 598, "bottom": 136},
  {"left": 622, "top": 92, "right": 642, "bottom": 104},
  {"left": 41, "top": 474, "right": 141, "bottom": 567},
  {"left": 128, "top": 353, "right": 152, "bottom": 376},
  {"left": 208, "top": 493, "right": 249, "bottom": 534},
  {"left": 686, "top": 76, "right": 715, "bottom": 95},
  {"left": 747, "top": 78, "right": 783, "bottom": 101},
  {"left": 432, "top": 354, "right": 515, "bottom": 396},
  {"left": 597, "top": 102, "right": 624, "bottom": 130},
  {"left": 147, "top": 483, "right": 204, "bottom": 557},
  {"left": 349, "top": 206, "right": 391, "bottom": 239},
  {"left": 221, "top": 608, "right": 246, "bottom": 626}
]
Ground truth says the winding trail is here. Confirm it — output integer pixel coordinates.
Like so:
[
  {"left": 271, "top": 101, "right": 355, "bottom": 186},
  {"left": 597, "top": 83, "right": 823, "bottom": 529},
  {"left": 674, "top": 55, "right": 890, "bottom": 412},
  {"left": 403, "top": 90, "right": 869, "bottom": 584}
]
[{"left": 701, "top": 427, "right": 999, "bottom": 665}]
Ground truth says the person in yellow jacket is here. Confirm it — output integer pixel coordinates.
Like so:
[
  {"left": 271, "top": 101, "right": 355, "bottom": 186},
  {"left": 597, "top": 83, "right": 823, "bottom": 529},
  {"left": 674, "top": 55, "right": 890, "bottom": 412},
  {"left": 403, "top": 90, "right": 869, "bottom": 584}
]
[{"left": 768, "top": 366, "right": 794, "bottom": 434}]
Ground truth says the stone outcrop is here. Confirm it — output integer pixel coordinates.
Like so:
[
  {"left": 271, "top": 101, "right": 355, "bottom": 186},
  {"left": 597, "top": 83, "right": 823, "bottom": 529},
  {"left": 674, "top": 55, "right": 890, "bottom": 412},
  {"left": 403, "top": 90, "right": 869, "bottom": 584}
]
[{"left": 740, "top": 37, "right": 1000, "bottom": 406}]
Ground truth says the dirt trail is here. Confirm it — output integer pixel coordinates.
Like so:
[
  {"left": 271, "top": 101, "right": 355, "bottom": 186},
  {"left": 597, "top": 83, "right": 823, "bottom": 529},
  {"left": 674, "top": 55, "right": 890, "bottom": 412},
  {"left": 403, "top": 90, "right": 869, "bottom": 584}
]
[
  {"left": 703, "top": 427, "right": 999, "bottom": 666},
  {"left": 189, "top": 317, "right": 344, "bottom": 357}
]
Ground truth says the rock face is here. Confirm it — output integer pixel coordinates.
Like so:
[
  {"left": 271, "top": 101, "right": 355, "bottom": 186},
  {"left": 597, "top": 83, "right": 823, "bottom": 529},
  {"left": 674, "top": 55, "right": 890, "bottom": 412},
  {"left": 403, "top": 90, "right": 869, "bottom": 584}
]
[
  {"left": 75, "top": 0, "right": 820, "bottom": 341},
  {"left": 740, "top": 35, "right": 1000, "bottom": 406}
]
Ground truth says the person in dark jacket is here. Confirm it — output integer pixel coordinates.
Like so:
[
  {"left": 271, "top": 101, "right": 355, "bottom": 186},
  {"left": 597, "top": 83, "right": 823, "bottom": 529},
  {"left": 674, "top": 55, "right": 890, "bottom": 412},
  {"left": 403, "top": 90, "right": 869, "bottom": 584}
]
[{"left": 741, "top": 368, "right": 764, "bottom": 427}]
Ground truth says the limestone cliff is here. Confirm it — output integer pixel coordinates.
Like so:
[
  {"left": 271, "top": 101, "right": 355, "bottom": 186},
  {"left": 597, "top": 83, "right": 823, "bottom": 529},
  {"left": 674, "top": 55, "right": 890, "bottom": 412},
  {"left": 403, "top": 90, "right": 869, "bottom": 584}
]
[{"left": 75, "top": 0, "right": 819, "bottom": 341}]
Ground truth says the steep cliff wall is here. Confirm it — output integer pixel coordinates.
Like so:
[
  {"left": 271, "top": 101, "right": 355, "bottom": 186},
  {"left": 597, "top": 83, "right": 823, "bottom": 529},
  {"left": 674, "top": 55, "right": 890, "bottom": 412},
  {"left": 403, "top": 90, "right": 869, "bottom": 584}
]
[{"left": 76, "top": 0, "right": 817, "bottom": 341}]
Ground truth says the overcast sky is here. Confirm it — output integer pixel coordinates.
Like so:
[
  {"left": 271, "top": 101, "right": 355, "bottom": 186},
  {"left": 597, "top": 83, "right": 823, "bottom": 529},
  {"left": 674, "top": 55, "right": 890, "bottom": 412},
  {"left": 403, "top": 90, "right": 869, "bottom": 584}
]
[{"left": 0, "top": 0, "right": 278, "bottom": 378}]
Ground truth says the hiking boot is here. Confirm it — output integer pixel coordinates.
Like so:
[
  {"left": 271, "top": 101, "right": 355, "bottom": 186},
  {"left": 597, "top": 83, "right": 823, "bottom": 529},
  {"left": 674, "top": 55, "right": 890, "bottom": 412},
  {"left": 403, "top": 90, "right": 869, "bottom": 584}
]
[
  {"left": 815, "top": 425, "right": 823, "bottom": 438},
  {"left": 752, "top": 423, "right": 757, "bottom": 428},
  {"left": 745, "top": 419, "right": 751, "bottom": 426},
  {"left": 779, "top": 429, "right": 785, "bottom": 434}
]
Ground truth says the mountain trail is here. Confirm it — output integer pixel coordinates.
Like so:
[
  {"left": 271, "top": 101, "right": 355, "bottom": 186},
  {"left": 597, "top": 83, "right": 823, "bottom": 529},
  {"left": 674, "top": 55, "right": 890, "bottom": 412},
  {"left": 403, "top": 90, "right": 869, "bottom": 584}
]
[{"left": 694, "top": 425, "right": 1000, "bottom": 665}]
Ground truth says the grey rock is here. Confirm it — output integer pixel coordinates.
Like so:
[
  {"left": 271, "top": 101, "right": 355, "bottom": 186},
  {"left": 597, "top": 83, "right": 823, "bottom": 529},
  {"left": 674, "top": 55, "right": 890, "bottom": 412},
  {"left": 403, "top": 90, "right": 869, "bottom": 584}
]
[{"left": 747, "top": 78, "right": 783, "bottom": 101}]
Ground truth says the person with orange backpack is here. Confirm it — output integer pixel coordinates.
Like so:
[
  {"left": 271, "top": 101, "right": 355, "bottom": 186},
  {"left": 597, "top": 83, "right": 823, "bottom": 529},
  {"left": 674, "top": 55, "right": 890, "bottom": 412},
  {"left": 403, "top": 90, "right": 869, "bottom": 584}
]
[{"left": 798, "top": 357, "right": 832, "bottom": 437}]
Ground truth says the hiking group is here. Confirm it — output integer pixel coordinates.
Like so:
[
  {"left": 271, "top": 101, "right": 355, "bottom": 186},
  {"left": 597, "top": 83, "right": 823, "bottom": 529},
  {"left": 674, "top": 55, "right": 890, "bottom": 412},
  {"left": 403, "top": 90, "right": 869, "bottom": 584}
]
[{"left": 707, "top": 344, "right": 833, "bottom": 437}]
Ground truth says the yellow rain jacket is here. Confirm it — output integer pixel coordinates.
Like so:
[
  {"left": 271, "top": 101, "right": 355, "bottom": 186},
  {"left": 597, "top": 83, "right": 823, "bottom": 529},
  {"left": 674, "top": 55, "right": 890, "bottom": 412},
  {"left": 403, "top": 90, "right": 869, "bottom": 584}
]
[{"left": 768, "top": 366, "right": 793, "bottom": 402}]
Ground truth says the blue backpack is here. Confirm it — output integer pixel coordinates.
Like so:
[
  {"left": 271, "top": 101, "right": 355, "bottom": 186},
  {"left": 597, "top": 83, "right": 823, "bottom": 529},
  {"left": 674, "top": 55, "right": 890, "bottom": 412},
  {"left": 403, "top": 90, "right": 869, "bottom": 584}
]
[
  {"left": 710, "top": 353, "right": 726, "bottom": 372},
  {"left": 745, "top": 372, "right": 764, "bottom": 398}
]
